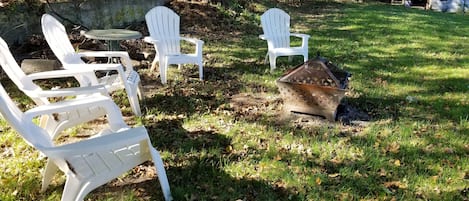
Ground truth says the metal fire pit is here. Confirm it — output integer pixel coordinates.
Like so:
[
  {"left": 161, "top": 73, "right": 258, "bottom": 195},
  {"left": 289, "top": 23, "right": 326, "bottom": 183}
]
[{"left": 276, "top": 56, "right": 351, "bottom": 121}]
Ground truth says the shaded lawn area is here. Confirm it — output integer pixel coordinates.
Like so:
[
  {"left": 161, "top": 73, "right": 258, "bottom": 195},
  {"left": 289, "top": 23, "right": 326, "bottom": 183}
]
[{"left": 1, "top": 1, "right": 468, "bottom": 200}]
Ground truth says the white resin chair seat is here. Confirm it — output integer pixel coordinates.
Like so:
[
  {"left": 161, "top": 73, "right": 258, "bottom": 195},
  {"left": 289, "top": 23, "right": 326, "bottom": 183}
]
[
  {"left": 144, "top": 6, "right": 204, "bottom": 84},
  {"left": 0, "top": 82, "right": 172, "bottom": 201},
  {"left": 259, "top": 8, "right": 310, "bottom": 71},
  {"left": 265, "top": 46, "right": 307, "bottom": 55},
  {"left": 41, "top": 14, "right": 142, "bottom": 116}
]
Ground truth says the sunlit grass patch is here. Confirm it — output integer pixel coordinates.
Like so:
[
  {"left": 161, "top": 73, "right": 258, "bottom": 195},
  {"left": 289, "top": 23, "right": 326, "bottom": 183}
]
[{"left": 0, "top": 128, "right": 45, "bottom": 200}]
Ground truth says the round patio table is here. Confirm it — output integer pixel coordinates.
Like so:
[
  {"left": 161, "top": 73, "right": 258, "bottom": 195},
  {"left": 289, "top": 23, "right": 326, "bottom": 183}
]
[{"left": 83, "top": 29, "right": 142, "bottom": 51}]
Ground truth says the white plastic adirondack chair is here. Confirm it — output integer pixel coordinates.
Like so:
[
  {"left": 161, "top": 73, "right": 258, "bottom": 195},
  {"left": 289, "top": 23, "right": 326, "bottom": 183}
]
[
  {"left": 144, "top": 6, "right": 204, "bottom": 84},
  {"left": 0, "top": 82, "right": 172, "bottom": 201},
  {"left": 259, "top": 8, "right": 310, "bottom": 71},
  {"left": 41, "top": 14, "right": 142, "bottom": 116},
  {"left": 0, "top": 36, "right": 111, "bottom": 140}
]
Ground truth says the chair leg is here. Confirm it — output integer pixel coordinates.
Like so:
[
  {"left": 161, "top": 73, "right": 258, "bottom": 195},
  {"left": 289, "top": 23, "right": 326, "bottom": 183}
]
[
  {"left": 128, "top": 89, "right": 141, "bottom": 117},
  {"left": 264, "top": 52, "right": 269, "bottom": 64},
  {"left": 126, "top": 71, "right": 142, "bottom": 116},
  {"left": 198, "top": 61, "right": 203, "bottom": 80},
  {"left": 303, "top": 53, "right": 308, "bottom": 62},
  {"left": 61, "top": 175, "right": 84, "bottom": 201},
  {"left": 137, "top": 82, "right": 145, "bottom": 111},
  {"left": 160, "top": 60, "right": 168, "bottom": 84},
  {"left": 269, "top": 54, "right": 276, "bottom": 72},
  {"left": 41, "top": 159, "right": 59, "bottom": 192},
  {"left": 288, "top": 56, "right": 293, "bottom": 62},
  {"left": 177, "top": 64, "right": 182, "bottom": 70},
  {"left": 150, "top": 147, "right": 172, "bottom": 201},
  {"left": 150, "top": 58, "right": 159, "bottom": 72}
]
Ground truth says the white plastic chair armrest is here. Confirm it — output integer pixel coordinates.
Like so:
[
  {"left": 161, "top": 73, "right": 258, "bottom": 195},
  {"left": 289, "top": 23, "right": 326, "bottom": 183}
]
[
  {"left": 40, "top": 126, "right": 149, "bottom": 157},
  {"left": 77, "top": 51, "right": 134, "bottom": 71},
  {"left": 63, "top": 63, "right": 124, "bottom": 72},
  {"left": 180, "top": 36, "right": 204, "bottom": 45},
  {"left": 25, "top": 85, "right": 107, "bottom": 98},
  {"left": 291, "top": 33, "right": 310, "bottom": 48},
  {"left": 26, "top": 69, "right": 96, "bottom": 80},
  {"left": 291, "top": 33, "right": 310, "bottom": 39},
  {"left": 76, "top": 51, "right": 131, "bottom": 58},
  {"left": 24, "top": 94, "right": 128, "bottom": 131},
  {"left": 180, "top": 37, "right": 203, "bottom": 55},
  {"left": 64, "top": 63, "right": 129, "bottom": 87},
  {"left": 259, "top": 34, "right": 268, "bottom": 40},
  {"left": 143, "top": 36, "right": 159, "bottom": 44},
  {"left": 24, "top": 94, "right": 110, "bottom": 119}
]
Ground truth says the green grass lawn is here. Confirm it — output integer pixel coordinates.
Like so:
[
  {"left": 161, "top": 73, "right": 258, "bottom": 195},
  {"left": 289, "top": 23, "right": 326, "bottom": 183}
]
[{"left": 1, "top": 1, "right": 468, "bottom": 200}]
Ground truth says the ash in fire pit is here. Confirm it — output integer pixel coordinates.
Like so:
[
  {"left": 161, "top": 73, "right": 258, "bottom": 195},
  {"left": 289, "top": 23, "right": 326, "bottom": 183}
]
[{"left": 276, "top": 55, "right": 351, "bottom": 121}]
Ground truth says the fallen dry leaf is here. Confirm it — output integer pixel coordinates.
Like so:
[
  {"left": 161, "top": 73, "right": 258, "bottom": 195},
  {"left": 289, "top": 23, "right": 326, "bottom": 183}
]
[
  {"left": 384, "top": 181, "right": 408, "bottom": 189},
  {"left": 378, "top": 168, "right": 387, "bottom": 177},
  {"left": 316, "top": 177, "right": 322, "bottom": 185},
  {"left": 274, "top": 154, "right": 282, "bottom": 161},
  {"left": 386, "top": 142, "right": 400, "bottom": 153}
]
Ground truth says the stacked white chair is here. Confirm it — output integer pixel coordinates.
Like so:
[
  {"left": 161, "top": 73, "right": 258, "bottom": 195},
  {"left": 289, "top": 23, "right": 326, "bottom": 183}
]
[
  {"left": 0, "top": 36, "right": 108, "bottom": 139},
  {"left": 41, "top": 14, "right": 143, "bottom": 116},
  {"left": 0, "top": 37, "right": 172, "bottom": 200},
  {"left": 0, "top": 81, "right": 172, "bottom": 201}
]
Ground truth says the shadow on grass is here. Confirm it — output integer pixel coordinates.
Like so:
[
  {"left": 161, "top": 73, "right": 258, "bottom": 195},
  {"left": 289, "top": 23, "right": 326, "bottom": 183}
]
[
  {"left": 142, "top": 117, "right": 301, "bottom": 200},
  {"left": 348, "top": 89, "right": 468, "bottom": 122},
  {"left": 140, "top": 66, "right": 244, "bottom": 116}
]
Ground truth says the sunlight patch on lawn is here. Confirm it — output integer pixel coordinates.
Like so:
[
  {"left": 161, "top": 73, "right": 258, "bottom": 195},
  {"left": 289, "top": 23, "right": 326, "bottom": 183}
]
[
  {"left": 412, "top": 66, "right": 469, "bottom": 78},
  {"left": 337, "top": 24, "right": 363, "bottom": 31}
]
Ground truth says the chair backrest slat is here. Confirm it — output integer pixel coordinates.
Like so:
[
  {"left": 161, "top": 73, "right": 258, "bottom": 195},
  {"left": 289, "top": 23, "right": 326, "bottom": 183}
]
[
  {"left": 261, "top": 8, "right": 291, "bottom": 48},
  {"left": 145, "top": 6, "right": 181, "bottom": 55},
  {"left": 41, "top": 14, "right": 83, "bottom": 65}
]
